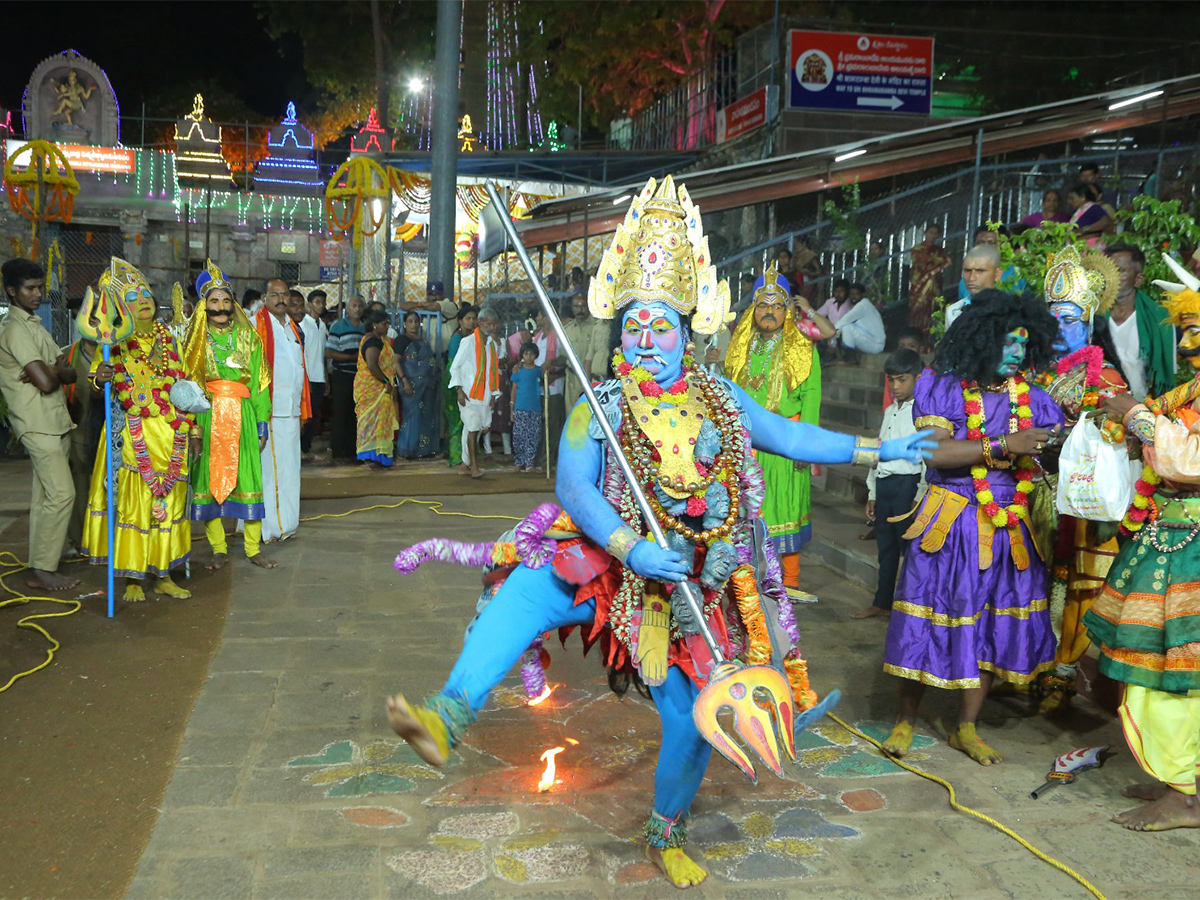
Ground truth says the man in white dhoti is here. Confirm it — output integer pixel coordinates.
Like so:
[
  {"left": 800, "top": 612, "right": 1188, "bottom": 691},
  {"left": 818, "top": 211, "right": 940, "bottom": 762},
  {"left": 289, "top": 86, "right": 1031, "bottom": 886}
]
[
  {"left": 449, "top": 307, "right": 500, "bottom": 478},
  {"left": 253, "top": 278, "right": 309, "bottom": 541}
]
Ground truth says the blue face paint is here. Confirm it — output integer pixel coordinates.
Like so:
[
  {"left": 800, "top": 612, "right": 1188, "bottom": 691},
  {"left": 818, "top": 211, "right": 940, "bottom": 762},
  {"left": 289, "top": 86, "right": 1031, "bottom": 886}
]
[
  {"left": 1050, "top": 300, "right": 1088, "bottom": 357},
  {"left": 620, "top": 302, "right": 686, "bottom": 385},
  {"left": 997, "top": 327, "right": 1029, "bottom": 378}
]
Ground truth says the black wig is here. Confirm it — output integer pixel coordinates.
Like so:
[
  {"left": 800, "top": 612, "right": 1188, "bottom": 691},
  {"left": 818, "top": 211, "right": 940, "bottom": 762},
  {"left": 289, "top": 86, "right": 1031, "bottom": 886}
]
[{"left": 933, "top": 290, "right": 1058, "bottom": 384}]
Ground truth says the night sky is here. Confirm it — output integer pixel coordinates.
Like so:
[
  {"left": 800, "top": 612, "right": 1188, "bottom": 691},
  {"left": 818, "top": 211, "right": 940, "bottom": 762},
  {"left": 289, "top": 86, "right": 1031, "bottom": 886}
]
[{"left": 1, "top": 2, "right": 305, "bottom": 124}]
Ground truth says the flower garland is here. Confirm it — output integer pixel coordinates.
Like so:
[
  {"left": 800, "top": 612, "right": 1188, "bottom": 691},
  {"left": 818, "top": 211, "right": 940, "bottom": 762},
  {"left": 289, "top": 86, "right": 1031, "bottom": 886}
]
[
  {"left": 964, "top": 376, "right": 1036, "bottom": 528},
  {"left": 611, "top": 348, "right": 693, "bottom": 404},
  {"left": 112, "top": 324, "right": 191, "bottom": 510},
  {"left": 1120, "top": 465, "right": 1162, "bottom": 535}
]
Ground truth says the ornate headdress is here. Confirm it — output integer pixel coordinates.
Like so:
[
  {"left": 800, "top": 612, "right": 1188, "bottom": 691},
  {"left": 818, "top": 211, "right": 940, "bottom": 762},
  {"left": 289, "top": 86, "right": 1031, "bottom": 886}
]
[
  {"left": 1043, "top": 245, "right": 1118, "bottom": 323},
  {"left": 589, "top": 175, "right": 730, "bottom": 334},
  {"left": 1153, "top": 254, "right": 1200, "bottom": 325},
  {"left": 99, "top": 256, "right": 152, "bottom": 303},
  {"left": 752, "top": 263, "right": 792, "bottom": 305},
  {"left": 195, "top": 258, "right": 233, "bottom": 301},
  {"left": 723, "top": 299, "right": 813, "bottom": 403}
]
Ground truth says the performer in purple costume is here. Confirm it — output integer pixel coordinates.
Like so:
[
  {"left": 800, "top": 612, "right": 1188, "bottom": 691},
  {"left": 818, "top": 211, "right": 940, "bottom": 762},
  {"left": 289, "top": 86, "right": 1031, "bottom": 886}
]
[{"left": 882, "top": 290, "right": 1065, "bottom": 765}]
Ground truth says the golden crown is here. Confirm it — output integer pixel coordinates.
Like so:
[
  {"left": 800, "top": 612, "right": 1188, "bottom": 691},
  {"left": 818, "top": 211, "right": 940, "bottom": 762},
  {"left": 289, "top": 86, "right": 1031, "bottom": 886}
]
[
  {"left": 98, "top": 256, "right": 152, "bottom": 302},
  {"left": 754, "top": 263, "right": 790, "bottom": 304},
  {"left": 1043, "top": 246, "right": 1117, "bottom": 320},
  {"left": 588, "top": 176, "right": 730, "bottom": 335}
]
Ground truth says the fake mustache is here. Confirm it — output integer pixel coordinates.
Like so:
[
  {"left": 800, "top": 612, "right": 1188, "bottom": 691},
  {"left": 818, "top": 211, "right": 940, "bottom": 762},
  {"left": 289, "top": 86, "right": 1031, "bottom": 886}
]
[{"left": 1179, "top": 344, "right": 1200, "bottom": 358}]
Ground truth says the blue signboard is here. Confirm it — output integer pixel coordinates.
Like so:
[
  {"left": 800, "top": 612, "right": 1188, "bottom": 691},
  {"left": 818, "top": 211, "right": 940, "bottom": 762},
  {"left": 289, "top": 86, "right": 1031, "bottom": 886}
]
[{"left": 789, "top": 30, "right": 934, "bottom": 116}]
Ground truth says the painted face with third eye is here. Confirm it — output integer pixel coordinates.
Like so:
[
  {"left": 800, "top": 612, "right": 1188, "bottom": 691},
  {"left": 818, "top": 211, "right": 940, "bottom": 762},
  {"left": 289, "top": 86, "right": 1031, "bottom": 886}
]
[
  {"left": 126, "top": 286, "right": 155, "bottom": 321},
  {"left": 997, "top": 327, "right": 1029, "bottom": 378},
  {"left": 620, "top": 302, "right": 685, "bottom": 384},
  {"left": 1049, "top": 301, "right": 1088, "bottom": 357}
]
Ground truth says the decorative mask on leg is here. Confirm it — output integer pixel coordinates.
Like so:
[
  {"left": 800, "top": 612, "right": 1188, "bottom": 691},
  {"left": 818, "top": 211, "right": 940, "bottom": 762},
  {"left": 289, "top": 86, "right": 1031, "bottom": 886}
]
[
  {"left": 620, "top": 302, "right": 687, "bottom": 387},
  {"left": 1049, "top": 300, "right": 1088, "bottom": 358},
  {"left": 997, "top": 327, "right": 1028, "bottom": 379}
]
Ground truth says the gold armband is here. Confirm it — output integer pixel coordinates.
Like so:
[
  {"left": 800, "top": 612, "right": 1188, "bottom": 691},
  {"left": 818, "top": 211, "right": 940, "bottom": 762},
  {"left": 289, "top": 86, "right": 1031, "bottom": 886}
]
[
  {"left": 852, "top": 436, "right": 882, "bottom": 467},
  {"left": 606, "top": 524, "right": 641, "bottom": 564}
]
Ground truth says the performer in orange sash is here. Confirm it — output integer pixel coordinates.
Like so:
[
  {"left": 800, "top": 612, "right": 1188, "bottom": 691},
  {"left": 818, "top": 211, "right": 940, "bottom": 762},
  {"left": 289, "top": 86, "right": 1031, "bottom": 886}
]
[{"left": 181, "top": 260, "right": 275, "bottom": 569}]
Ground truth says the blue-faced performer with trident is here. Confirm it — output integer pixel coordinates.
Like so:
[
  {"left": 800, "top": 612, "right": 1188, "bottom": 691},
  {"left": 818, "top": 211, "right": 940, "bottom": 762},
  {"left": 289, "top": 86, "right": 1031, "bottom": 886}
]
[{"left": 385, "top": 177, "right": 934, "bottom": 889}]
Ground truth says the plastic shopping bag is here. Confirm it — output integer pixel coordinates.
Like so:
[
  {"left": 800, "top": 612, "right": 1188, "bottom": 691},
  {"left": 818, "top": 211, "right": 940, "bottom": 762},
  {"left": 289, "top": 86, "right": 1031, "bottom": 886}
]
[{"left": 1055, "top": 416, "right": 1134, "bottom": 521}]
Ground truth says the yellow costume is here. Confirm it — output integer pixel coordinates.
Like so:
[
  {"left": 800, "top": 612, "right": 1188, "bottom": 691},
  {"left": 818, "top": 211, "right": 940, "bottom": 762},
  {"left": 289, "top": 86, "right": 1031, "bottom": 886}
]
[{"left": 81, "top": 259, "right": 193, "bottom": 597}]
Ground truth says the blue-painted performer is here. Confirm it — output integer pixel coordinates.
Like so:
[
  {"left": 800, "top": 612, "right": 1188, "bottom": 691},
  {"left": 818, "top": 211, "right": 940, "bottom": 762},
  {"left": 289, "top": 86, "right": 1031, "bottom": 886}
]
[{"left": 385, "top": 176, "right": 932, "bottom": 889}]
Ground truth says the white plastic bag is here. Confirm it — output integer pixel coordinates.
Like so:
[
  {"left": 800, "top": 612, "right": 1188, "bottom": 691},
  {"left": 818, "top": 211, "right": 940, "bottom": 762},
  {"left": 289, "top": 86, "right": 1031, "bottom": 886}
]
[{"left": 1055, "top": 416, "right": 1134, "bottom": 521}]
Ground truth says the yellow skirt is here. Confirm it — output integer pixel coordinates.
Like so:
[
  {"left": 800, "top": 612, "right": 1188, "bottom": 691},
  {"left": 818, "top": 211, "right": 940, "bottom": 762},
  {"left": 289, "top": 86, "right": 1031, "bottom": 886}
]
[{"left": 81, "top": 413, "right": 191, "bottom": 579}]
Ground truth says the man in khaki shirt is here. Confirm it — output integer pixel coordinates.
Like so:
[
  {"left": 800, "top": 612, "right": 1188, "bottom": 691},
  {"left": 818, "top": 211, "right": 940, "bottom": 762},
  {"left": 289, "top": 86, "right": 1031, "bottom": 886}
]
[
  {"left": 561, "top": 290, "right": 613, "bottom": 407},
  {"left": 0, "top": 259, "right": 79, "bottom": 590}
]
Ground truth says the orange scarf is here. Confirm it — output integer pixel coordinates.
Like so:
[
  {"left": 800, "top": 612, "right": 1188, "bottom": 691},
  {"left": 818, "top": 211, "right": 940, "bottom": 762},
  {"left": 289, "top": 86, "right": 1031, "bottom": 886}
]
[
  {"left": 254, "top": 308, "right": 311, "bottom": 421},
  {"left": 469, "top": 328, "right": 499, "bottom": 400}
]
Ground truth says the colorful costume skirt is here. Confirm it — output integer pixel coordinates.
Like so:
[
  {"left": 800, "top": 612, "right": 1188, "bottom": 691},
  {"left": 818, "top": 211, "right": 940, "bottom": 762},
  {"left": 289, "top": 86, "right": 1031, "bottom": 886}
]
[
  {"left": 82, "top": 414, "right": 190, "bottom": 579},
  {"left": 884, "top": 482, "right": 1056, "bottom": 688},
  {"left": 191, "top": 381, "right": 265, "bottom": 521},
  {"left": 1083, "top": 492, "right": 1200, "bottom": 694}
]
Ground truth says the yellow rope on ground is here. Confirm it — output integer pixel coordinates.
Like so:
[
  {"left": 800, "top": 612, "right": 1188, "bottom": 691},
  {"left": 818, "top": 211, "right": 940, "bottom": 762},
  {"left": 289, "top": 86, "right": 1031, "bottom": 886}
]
[
  {"left": 0, "top": 500, "right": 518, "bottom": 694},
  {"left": 300, "top": 497, "right": 523, "bottom": 524},
  {"left": 0, "top": 551, "right": 83, "bottom": 693},
  {"left": 828, "top": 713, "right": 1107, "bottom": 900}
]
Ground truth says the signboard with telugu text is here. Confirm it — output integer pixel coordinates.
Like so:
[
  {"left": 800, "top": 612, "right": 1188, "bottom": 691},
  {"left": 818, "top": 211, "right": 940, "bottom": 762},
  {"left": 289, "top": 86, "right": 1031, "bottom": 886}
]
[
  {"left": 319, "top": 240, "right": 346, "bottom": 267},
  {"left": 715, "top": 86, "right": 778, "bottom": 143},
  {"left": 5, "top": 139, "right": 134, "bottom": 174},
  {"left": 788, "top": 30, "right": 933, "bottom": 116}
]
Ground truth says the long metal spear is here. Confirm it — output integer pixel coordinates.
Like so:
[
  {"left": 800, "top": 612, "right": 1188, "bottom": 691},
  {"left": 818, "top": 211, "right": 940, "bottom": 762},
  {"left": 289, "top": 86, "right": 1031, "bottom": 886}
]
[{"left": 482, "top": 182, "right": 796, "bottom": 782}]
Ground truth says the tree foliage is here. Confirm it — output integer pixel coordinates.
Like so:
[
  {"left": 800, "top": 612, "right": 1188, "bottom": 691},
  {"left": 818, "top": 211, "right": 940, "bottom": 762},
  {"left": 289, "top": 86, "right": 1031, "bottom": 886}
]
[
  {"left": 257, "top": 0, "right": 436, "bottom": 147},
  {"left": 516, "top": 0, "right": 775, "bottom": 127}
]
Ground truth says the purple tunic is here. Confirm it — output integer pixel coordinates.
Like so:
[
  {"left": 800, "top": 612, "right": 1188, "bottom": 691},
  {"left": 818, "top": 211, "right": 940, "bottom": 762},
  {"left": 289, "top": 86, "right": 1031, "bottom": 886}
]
[{"left": 884, "top": 371, "right": 1065, "bottom": 688}]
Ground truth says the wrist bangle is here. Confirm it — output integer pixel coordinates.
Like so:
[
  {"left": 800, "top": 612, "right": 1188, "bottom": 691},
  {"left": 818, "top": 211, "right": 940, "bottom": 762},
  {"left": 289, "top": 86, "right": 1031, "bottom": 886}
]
[
  {"left": 606, "top": 524, "right": 641, "bottom": 564},
  {"left": 981, "top": 436, "right": 995, "bottom": 468},
  {"left": 851, "top": 436, "right": 882, "bottom": 467}
]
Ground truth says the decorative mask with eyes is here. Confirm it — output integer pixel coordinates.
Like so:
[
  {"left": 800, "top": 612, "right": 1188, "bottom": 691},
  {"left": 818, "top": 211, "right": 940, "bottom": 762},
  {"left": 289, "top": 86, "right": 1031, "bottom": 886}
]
[{"left": 620, "top": 302, "right": 686, "bottom": 385}]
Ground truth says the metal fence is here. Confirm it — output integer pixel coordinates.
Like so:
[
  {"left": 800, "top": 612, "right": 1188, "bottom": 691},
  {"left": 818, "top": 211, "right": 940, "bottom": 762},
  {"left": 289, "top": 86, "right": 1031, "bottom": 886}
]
[{"left": 714, "top": 145, "right": 1200, "bottom": 310}]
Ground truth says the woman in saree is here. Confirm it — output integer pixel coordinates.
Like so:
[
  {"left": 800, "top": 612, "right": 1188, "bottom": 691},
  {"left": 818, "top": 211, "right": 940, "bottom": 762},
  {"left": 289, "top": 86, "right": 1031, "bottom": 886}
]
[
  {"left": 354, "top": 308, "right": 399, "bottom": 467},
  {"left": 395, "top": 310, "right": 439, "bottom": 459},
  {"left": 908, "top": 222, "right": 951, "bottom": 344}
]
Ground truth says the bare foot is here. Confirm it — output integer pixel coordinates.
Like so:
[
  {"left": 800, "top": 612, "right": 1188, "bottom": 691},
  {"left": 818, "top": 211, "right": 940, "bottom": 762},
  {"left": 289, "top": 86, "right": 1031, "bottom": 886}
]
[
  {"left": 1114, "top": 789, "right": 1200, "bottom": 831},
  {"left": 1121, "top": 781, "right": 1169, "bottom": 802},
  {"left": 645, "top": 846, "right": 707, "bottom": 889},
  {"left": 850, "top": 606, "right": 890, "bottom": 619},
  {"left": 385, "top": 694, "right": 448, "bottom": 766},
  {"left": 154, "top": 576, "right": 192, "bottom": 599},
  {"left": 1037, "top": 688, "right": 1072, "bottom": 715},
  {"left": 470, "top": 469, "right": 484, "bottom": 479},
  {"left": 27, "top": 568, "right": 80, "bottom": 591},
  {"left": 949, "top": 722, "right": 1002, "bottom": 765},
  {"left": 205, "top": 553, "right": 229, "bottom": 571},
  {"left": 123, "top": 583, "right": 147, "bottom": 602},
  {"left": 248, "top": 553, "right": 277, "bottom": 569},
  {"left": 882, "top": 720, "right": 914, "bottom": 758}
]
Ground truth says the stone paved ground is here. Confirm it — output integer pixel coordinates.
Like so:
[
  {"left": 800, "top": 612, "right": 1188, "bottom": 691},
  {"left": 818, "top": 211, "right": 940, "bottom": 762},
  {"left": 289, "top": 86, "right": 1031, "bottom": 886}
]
[{"left": 125, "top": 490, "right": 1200, "bottom": 899}]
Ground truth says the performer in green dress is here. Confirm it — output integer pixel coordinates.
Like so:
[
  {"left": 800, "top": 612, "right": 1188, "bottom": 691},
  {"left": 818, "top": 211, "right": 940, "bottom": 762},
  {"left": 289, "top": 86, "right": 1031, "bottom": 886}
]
[
  {"left": 725, "top": 265, "right": 824, "bottom": 597},
  {"left": 181, "top": 260, "right": 275, "bottom": 570}
]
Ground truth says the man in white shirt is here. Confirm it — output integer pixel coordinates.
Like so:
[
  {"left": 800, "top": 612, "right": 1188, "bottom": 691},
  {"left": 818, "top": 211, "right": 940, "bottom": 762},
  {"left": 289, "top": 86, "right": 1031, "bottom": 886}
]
[
  {"left": 853, "top": 349, "right": 926, "bottom": 619},
  {"left": 449, "top": 307, "right": 501, "bottom": 478},
  {"left": 1101, "top": 243, "right": 1177, "bottom": 401},
  {"left": 944, "top": 245, "right": 1002, "bottom": 331},
  {"left": 255, "top": 279, "right": 308, "bottom": 542},
  {"left": 300, "top": 289, "right": 329, "bottom": 460},
  {"left": 834, "top": 284, "right": 886, "bottom": 355}
]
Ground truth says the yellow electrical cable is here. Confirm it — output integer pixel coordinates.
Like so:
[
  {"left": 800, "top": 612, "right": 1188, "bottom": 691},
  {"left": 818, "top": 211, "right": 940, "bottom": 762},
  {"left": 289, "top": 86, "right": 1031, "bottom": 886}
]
[
  {"left": 0, "top": 499, "right": 520, "bottom": 694},
  {"left": 827, "top": 713, "right": 1107, "bottom": 900},
  {"left": 0, "top": 551, "right": 84, "bottom": 693}
]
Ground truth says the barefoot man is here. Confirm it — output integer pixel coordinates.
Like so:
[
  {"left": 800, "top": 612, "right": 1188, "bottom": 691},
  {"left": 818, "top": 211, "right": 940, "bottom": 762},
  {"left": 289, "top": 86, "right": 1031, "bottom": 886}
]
[
  {"left": 385, "top": 176, "right": 933, "bottom": 889},
  {"left": 0, "top": 258, "right": 80, "bottom": 591},
  {"left": 1085, "top": 256, "right": 1200, "bottom": 831},
  {"left": 448, "top": 306, "right": 500, "bottom": 478},
  {"left": 181, "top": 260, "right": 276, "bottom": 570}
]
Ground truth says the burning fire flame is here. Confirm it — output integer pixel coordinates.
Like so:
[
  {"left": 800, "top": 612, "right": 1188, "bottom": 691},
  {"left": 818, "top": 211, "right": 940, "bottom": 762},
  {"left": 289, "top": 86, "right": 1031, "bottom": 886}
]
[
  {"left": 537, "top": 746, "right": 565, "bottom": 792},
  {"left": 528, "top": 684, "right": 553, "bottom": 706}
]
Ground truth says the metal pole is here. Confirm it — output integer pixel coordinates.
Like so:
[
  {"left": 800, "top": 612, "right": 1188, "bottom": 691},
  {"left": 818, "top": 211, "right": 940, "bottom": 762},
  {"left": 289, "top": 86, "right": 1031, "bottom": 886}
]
[
  {"left": 482, "top": 182, "right": 724, "bottom": 661},
  {"left": 428, "top": 0, "right": 461, "bottom": 294},
  {"left": 969, "top": 127, "right": 983, "bottom": 233},
  {"left": 103, "top": 344, "right": 115, "bottom": 617}
]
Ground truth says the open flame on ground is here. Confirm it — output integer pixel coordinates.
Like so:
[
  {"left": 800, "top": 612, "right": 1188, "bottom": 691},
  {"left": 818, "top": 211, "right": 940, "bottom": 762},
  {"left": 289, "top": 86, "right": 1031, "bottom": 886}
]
[
  {"left": 536, "top": 738, "right": 579, "bottom": 793},
  {"left": 527, "top": 684, "right": 553, "bottom": 706}
]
